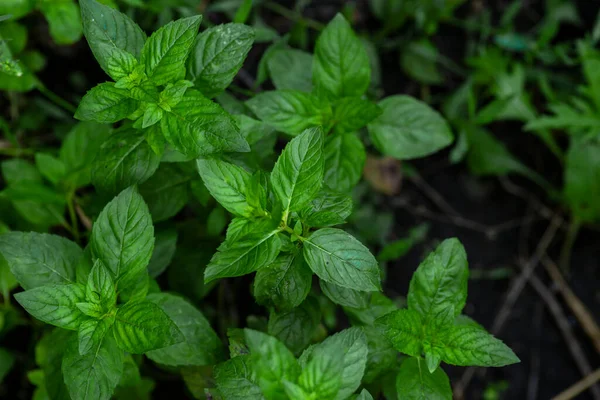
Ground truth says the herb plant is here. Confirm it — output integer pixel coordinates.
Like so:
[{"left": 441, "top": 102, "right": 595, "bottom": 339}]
[{"left": 0, "top": 1, "right": 525, "bottom": 399}]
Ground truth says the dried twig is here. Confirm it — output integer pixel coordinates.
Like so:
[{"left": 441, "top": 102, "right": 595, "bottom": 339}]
[
  {"left": 527, "top": 302, "right": 544, "bottom": 400},
  {"left": 542, "top": 256, "right": 600, "bottom": 354},
  {"left": 553, "top": 369, "right": 600, "bottom": 400},
  {"left": 526, "top": 273, "right": 600, "bottom": 400}
]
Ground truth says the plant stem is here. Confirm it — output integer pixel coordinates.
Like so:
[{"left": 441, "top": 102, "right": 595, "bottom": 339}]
[
  {"left": 37, "top": 83, "right": 77, "bottom": 115},
  {"left": 263, "top": 2, "right": 324, "bottom": 31},
  {"left": 67, "top": 192, "right": 80, "bottom": 244},
  {"left": 559, "top": 217, "right": 581, "bottom": 274}
]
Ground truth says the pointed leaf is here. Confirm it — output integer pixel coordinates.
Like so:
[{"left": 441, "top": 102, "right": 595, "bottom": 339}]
[
  {"left": 395, "top": 358, "right": 452, "bottom": 400},
  {"left": 14, "top": 284, "right": 86, "bottom": 330},
  {"left": 75, "top": 83, "right": 139, "bottom": 123},
  {"left": 323, "top": 133, "right": 366, "bottom": 192}
]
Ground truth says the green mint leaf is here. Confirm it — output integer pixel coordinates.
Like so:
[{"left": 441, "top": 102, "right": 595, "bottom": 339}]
[
  {"left": 197, "top": 157, "right": 257, "bottom": 217},
  {"left": 425, "top": 349, "right": 442, "bottom": 373},
  {"left": 139, "top": 163, "right": 191, "bottom": 222},
  {"left": 245, "top": 329, "right": 300, "bottom": 399},
  {"left": 355, "top": 389, "right": 375, "bottom": 400},
  {"left": 204, "top": 226, "right": 281, "bottom": 283},
  {"left": 39, "top": 328, "right": 71, "bottom": 399},
  {"left": 401, "top": 40, "right": 444, "bottom": 86},
  {"left": 161, "top": 88, "right": 249, "bottom": 157},
  {"left": 2, "top": 158, "right": 41, "bottom": 185},
  {"left": 106, "top": 51, "right": 139, "bottom": 81},
  {"left": 323, "top": 133, "right": 366, "bottom": 192},
  {"left": 141, "top": 16, "right": 202, "bottom": 86},
  {"left": 113, "top": 300, "right": 184, "bottom": 354},
  {"left": 301, "top": 327, "right": 369, "bottom": 400},
  {"left": 146, "top": 293, "right": 224, "bottom": 366},
  {"left": 313, "top": 14, "right": 371, "bottom": 100},
  {"left": 246, "top": 90, "right": 327, "bottom": 136},
  {"left": 187, "top": 23, "right": 254, "bottom": 98},
  {"left": 331, "top": 97, "right": 382, "bottom": 134},
  {"left": 361, "top": 325, "right": 397, "bottom": 384},
  {"left": 270, "top": 127, "right": 325, "bottom": 216},
  {"left": 159, "top": 80, "right": 193, "bottom": 110},
  {"left": 86, "top": 259, "right": 116, "bottom": 309},
  {"left": 564, "top": 136, "right": 600, "bottom": 222},
  {"left": 80, "top": 0, "right": 146, "bottom": 79},
  {"left": 267, "top": 48, "right": 313, "bottom": 92},
  {"left": 14, "top": 283, "right": 87, "bottom": 330},
  {"left": 78, "top": 316, "right": 114, "bottom": 355},
  {"left": 141, "top": 103, "right": 163, "bottom": 128},
  {"left": 147, "top": 229, "right": 177, "bottom": 278},
  {"left": 40, "top": 1, "right": 82, "bottom": 45},
  {"left": 0, "top": 232, "right": 81, "bottom": 289},
  {"left": 299, "top": 189, "right": 353, "bottom": 227},
  {"left": 298, "top": 340, "right": 344, "bottom": 400},
  {"left": 34, "top": 153, "right": 66, "bottom": 185},
  {"left": 254, "top": 252, "right": 312, "bottom": 312},
  {"left": 268, "top": 297, "right": 321, "bottom": 355},
  {"left": 303, "top": 228, "right": 381, "bottom": 292},
  {"left": 214, "top": 355, "right": 265, "bottom": 400},
  {"left": 407, "top": 238, "right": 468, "bottom": 323},
  {"left": 435, "top": 325, "right": 520, "bottom": 367},
  {"left": 282, "top": 380, "right": 312, "bottom": 400},
  {"left": 91, "top": 129, "right": 161, "bottom": 194},
  {"left": 62, "top": 335, "right": 124, "bottom": 400},
  {"left": 395, "top": 358, "right": 452, "bottom": 400},
  {"left": 90, "top": 186, "right": 155, "bottom": 290},
  {"left": 320, "top": 280, "right": 370, "bottom": 309},
  {"left": 117, "top": 270, "right": 149, "bottom": 304},
  {"left": 60, "top": 122, "right": 111, "bottom": 188},
  {"left": 75, "top": 83, "right": 139, "bottom": 123},
  {"left": 368, "top": 95, "right": 453, "bottom": 160},
  {"left": 76, "top": 302, "right": 105, "bottom": 318},
  {"left": 376, "top": 308, "right": 423, "bottom": 357}
]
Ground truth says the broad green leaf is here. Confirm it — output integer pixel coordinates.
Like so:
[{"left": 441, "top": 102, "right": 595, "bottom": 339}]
[
  {"left": 395, "top": 358, "right": 452, "bottom": 400},
  {"left": 268, "top": 297, "right": 321, "bottom": 355},
  {"left": 254, "top": 252, "right": 312, "bottom": 312},
  {"left": 34, "top": 153, "right": 66, "bottom": 185},
  {"left": 204, "top": 226, "right": 281, "bottom": 283},
  {"left": 302, "top": 327, "right": 369, "bottom": 400},
  {"left": 0, "top": 232, "right": 81, "bottom": 289},
  {"left": 246, "top": 91, "right": 326, "bottom": 136},
  {"left": 1, "top": 182, "right": 66, "bottom": 227},
  {"left": 267, "top": 48, "right": 313, "bottom": 92},
  {"left": 78, "top": 317, "right": 114, "bottom": 356},
  {"left": 435, "top": 325, "right": 519, "bottom": 367},
  {"left": 91, "top": 129, "right": 161, "bottom": 194},
  {"left": 376, "top": 308, "right": 423, "bottom": 357},
  {"left": 141, "top": 16, "right": 202, "bottom": 86},
  {"left": 161, "top": 89, "right": 249, "bottom": 157},
  {"left": 303, "top": 228, "right": 381, "bottom": 292},
  {"left": 75, "top": 83, "right": 139, "bottom": 123},
  {"left": 313, "top": 14, "right": 371, "bottom": 100},
  {"left": 147, "top": 229, "right": 177, "bottom": 278},
  {"left": 60, "top": 122, "right": 111, "bottom": 188},
  {"left": 77, "top": 302, "right": 104, "bottom": 318},
  {"left": 282, "top": 380, "right": 311, "bottom": 400},
  {"left": 298, "top": 341, "right": 344, "bottom": 400},
  {"left": 214, "top": 355, "right": 265, "bottom": 400},
  {"left": 400, "top": 40, "right": 444, "bottom": 85},
  {"left": 245, "top": 329, "right": 300, "bottom": 400},
  {"left": 331, "top": 98, "right": 382, "bottom": 134},
  {"left": 14, "top": 284, "right": 86, "bottom": 330},
  {"left": 361, "top": 326, "right": 397, "bottom": 383},
  {"left": 564, "top": 137, "right": 600, "bottom": 222},
  {"left": 90, "top": 186, "right": 154, "bottom": 290},
  {"left": 80, "top": 0, "right": 146, "bottom": 78},
  {"left": 270, "top": 127, "right": 325, "bottom": 216},
  {"left": 146, "top": 293, "right": 223, "bottom": 366},
  {"left": 407, "top": 238, "right": 468, "bottom": 322},
  {"left": 320, "top": 280, "right": 370, "bottom": 309},
  {"left": 2, "top": 158, "right": 41, "bottom": 184},
  {"left": 187, "top": 23, "right": 254, "bottom": 98},
  {"left": 113, "top": 300, "right": 184, "bottom": 354},
  {"left": 323, "top": 133, "right": 365, "bottom": 192},
  {"left": 368, "top": 95, "right": 453, "bottom": 160},
  {"left": 0, "top": 0, "right": 34, "bottom": 20},
  {"left": 139, "top": 163, "right": 191, "bottom": 222},
  {"left": 62, "top": 335, "right": 124, "bottom": 400},
  {"left": 197, "top": 157, "right": 257, "bottom": 217},
  {"left": 86, "top": 259, "right": 116, "bottom": 309},
  {"left": 299, "top": 189, "right": 353, "bottom": 228},
  {"left": 40, "top": 1, "right": 82, "bottom": 45},
  {"left": 40, "top": 328, "right": 72, "bottom": 400}
]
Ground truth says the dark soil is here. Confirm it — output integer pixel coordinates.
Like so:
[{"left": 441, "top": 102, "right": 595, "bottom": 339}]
[{"left": 2, "top": 1, "right": 599, "bottom": 399}]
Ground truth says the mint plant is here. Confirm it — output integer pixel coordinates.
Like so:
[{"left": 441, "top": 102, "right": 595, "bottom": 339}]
[{"left": 250, "top": 13, "right": 453, "bottom": 193}]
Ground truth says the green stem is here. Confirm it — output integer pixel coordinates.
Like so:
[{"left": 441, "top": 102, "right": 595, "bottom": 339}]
[
  {"left": 67, "top": 192, "right": 80, "bottom": 244},
  {"left": 37, "top": 83, "right": 77, "bottom": 115},
  {"left": 559, "top": 217, "right": 581, "bottom": 274},
  {"left": 263, "top": 2, "right": 324, "bottom": 31}
]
